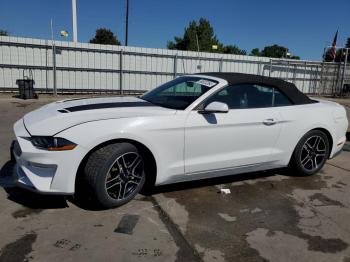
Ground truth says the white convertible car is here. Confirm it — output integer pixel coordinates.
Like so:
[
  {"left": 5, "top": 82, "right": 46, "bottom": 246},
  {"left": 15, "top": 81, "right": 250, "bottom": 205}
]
[{"left": 12, "top": 73, "right": 348, "bottom": 208}]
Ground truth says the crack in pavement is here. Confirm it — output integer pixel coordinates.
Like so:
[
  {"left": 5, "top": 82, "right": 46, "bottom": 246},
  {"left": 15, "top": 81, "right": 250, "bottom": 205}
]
[
  {"left": 149, "top": 196, "right": 202, "bottom": 262},
  {"left": 326, "top": 163, "right": 350, "bottom": 173}
]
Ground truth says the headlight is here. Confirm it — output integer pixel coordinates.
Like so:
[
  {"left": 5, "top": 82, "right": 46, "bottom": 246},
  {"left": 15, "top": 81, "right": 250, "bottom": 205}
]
[{"left": 23, "top": 136, "right": 77, "bottom": 151}]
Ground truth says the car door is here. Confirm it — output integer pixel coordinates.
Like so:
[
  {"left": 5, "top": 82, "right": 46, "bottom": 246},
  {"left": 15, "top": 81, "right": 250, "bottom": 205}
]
[{"left": 184, "top": 83, "right": 282, "bottom": 176}]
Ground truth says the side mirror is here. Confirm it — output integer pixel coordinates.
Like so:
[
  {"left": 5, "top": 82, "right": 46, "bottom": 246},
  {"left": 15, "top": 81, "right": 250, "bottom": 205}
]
[{"left": 198, "top": 101, "right": 229, "bottom": 114}]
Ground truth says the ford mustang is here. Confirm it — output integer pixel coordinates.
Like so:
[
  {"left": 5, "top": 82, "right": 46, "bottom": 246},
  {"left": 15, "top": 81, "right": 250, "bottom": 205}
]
[{"left": 11, "top": 73, "right": 348, "bottom": 208}]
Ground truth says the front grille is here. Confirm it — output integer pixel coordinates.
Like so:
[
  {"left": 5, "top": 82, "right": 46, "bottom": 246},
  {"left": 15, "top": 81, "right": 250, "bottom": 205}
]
[{"left": 13, "top": 140, "right": 22, "bottom": 157}]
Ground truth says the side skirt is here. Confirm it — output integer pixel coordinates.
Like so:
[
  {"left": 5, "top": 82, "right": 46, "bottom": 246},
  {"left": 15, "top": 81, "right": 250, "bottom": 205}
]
[{"left": 157, "top": 161, "right": 285, "bottom": 186}]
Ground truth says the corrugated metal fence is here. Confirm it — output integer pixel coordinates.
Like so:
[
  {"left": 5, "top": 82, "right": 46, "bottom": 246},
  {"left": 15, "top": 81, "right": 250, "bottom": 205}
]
[{"left": 0, "top": 36, "right": 348, "bottom": 96}]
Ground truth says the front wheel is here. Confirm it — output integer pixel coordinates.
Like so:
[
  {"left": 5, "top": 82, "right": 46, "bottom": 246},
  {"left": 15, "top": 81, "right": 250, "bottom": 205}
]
[
  {"left": 83, "top": 143, "right": 145, "bottom": 208},
  {"left": 289, "top": 130, "right": 330, "bottom": 176}
]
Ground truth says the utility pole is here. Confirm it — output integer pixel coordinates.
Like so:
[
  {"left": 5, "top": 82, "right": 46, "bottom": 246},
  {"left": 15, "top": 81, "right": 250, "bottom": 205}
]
[
  {"left": 72, "top": 0, "right": 78, "bottom": 42},
  {"left": 125, "top": 0, "right": 129, "bottom": 46}
]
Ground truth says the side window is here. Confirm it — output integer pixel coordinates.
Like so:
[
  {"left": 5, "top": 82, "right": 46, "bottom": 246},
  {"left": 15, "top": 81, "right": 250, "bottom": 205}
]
[
  {"left": 274, "top": 89, "right": 292, "bottom": 107},
  {"left": 203, "top": 85, "right": 241, "bottom": 109},
  {"left": 204, "top": 84, "right": 292, "bottom": 109},
  {"left": 249, "top": 85, "right": 273, "bottom": 108}
]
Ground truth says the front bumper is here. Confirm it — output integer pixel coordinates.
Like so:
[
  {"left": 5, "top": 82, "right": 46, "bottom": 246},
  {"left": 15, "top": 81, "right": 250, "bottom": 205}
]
[
  {"left": 12, "top": 119, "right": 88, "bottom": 195},
  {"left": 13, "top": 159, "right": 67, "bottom": 195}
]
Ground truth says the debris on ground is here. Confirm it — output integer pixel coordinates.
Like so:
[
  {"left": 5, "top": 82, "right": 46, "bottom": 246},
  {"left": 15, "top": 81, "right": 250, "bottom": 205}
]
[{"left": 219, "top": 188, "right": 231, "bottom": 194}]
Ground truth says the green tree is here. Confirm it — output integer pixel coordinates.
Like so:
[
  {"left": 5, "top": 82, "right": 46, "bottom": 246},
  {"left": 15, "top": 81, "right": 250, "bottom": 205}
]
[
  {"left": 89, "top": 28, "right": 120, "bottom": 45},
  {"left": 345, "top": 37, "right": 350, "bottom": 48},
  {"left": 324, "top": 48, "right": 348, "bottom": 62},
  {"left": 258, "top": 44, "right": 299, "bottom": 60},
  {"left": 167, "top": 18, "right": 246, "bottom": 55},
  {"left": 0, "top": 30, "right": 8, "bottom": 36},
  {"left": 260, "top": 44, "right": 288, "bottom": 58},
  {"left": 250, "top": 48, "right": 260, "bottom": 56},
  {"left": 346, "top": 38, "right": 350, "bottom": 62},
  {"left": 168, "top": 19, "right": 219, "bottom": 52},
  {"left": 222, "top": 45, "right": 246, "bottom": 55}
]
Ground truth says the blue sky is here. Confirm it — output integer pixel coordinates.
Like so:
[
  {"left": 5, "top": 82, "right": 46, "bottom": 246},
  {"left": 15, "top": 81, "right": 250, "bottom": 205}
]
[{"left": 0, "top": 0, "right": 349, "bottom": 61}]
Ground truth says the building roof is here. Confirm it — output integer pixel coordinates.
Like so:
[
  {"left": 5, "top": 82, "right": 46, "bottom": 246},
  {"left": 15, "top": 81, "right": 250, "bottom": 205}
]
[{"left": 197, "top": 72, "right": 314, "bottom": 105}]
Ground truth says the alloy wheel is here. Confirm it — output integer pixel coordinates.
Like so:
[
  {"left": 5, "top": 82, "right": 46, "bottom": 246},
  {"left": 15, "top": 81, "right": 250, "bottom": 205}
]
[
  {"left": 105, "top": 152, "right": 144, "bottom": 200},
  {"left": 300, "top": 135, "right": 327, "bottom": 171}
]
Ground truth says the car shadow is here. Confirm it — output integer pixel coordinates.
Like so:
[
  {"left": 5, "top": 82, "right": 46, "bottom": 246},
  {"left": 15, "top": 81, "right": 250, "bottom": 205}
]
[
  {"left": 0, "top": 161, "right": 69, "bottom": 209},
  {"left": 0, "top": 160, "right": 317, "bottom": 211}
]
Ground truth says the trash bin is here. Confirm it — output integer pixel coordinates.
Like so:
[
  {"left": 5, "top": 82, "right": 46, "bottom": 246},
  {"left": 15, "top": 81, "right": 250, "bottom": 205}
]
[{"left": 16, "top": 69, "right": 38, "bottom": 99}]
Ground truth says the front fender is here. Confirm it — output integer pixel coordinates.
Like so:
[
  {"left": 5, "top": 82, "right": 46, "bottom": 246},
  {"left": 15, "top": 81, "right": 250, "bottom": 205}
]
[{"left": 57, "top": 116, "right": 186, "bottom": 185}]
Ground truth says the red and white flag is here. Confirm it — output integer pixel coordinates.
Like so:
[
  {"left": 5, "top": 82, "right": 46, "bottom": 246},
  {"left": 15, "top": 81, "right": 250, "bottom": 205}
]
[{"left": 331, "top": 30, "right": 338, "bottom": 61}]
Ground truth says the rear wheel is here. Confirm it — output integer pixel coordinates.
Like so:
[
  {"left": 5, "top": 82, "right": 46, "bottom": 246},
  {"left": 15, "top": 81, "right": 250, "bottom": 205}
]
[
  {"left": 289, "top": 130, "right": 330, "bottom": 176},
  {"left": 83, "top": 143, "right": 145, "bottom": 208}
]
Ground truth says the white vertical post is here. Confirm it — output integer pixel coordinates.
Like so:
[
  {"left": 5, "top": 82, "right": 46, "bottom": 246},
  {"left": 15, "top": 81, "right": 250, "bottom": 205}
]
[
  {"left": 50, "top": 19, "right": 57, "bottom": 95},
  {"left": 72, "top": 0, "right": 78, "bottom": 42},
  {"left": 119, "top": 50, "right": 123, "bottom": 95}
]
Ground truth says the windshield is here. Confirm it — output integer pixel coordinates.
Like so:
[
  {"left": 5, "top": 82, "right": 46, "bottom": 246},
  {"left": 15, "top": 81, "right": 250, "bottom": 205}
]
[{"left": 141, "top": 76, "right": 218, "bottom": 110}]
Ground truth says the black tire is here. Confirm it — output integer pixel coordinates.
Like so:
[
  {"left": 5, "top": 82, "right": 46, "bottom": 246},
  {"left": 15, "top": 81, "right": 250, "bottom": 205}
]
[
  {"left": 83, "top": 142, "right": 145, "bottom": 208},
  {"left": 289, "top": 130, "right": 330, "bottom": 176}
]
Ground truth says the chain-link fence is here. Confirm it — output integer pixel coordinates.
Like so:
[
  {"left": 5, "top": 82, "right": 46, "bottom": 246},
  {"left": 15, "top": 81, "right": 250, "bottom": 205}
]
[{"left": 0, "top": 36, "right": 348, "bottom": 96}]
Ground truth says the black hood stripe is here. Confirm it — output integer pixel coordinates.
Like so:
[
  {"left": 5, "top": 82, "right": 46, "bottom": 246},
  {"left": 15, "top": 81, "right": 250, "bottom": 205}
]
[{"left": 63, "top": 101, "right": 156, "bottom": 112}]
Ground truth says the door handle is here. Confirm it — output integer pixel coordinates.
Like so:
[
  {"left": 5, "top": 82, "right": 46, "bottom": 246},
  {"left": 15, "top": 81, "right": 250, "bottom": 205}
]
[{"left": 263, "top": 118, "right": 277, "bottom": 126}]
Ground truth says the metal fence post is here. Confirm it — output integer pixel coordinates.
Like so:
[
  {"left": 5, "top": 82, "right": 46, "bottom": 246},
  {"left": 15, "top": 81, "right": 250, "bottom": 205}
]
[
  {"left": 292, "top": 63, "right": 297, "bottom": 84},
  {"left": 173, "top": 54, "right": 178, "bottom": 78},
  {"left": 302, "top": 62, "right": 306, "bottom": 93},
  {"left": 119, "top": 49, "right": 123, "bottom": 95},
  {"left": 335, "top": 62, "right": 342, "bottom": 96},
  {"left": 52, "top": 42, "right": 57, "bottom": 95},
  {"left": 331, "top": 64, "right": 337, "bottom": 95},
  {"left": 219, "top": 57, "right": 223, "bottom": 72},
  {"left": 257, "top": 62, "right": 262, "bottom": 75},
  {"left": 319, "top": 61, "right": 325, "bottom": 95},
  {"left": 269, "top": 59, "right": 273, "bottom": 77},
  {"left": 340, "top": 48, "right": 348, "bottom": 97},
  {"left": 45, "top": 40, "right": 49, "bottom": 92}
]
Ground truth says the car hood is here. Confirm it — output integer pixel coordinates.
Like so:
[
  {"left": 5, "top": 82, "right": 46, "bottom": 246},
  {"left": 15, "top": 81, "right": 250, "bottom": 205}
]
[{"left": 23, "top": 96, "right": 176, "bottom": 136}]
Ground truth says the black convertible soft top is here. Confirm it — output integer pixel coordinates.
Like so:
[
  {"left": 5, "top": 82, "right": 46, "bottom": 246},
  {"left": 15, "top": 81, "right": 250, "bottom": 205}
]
[{"left": 197, "top": 72, "right": 314, "bottom": 105}]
